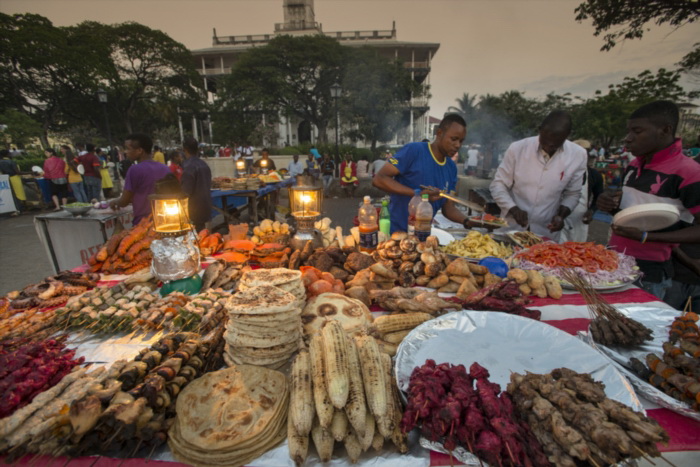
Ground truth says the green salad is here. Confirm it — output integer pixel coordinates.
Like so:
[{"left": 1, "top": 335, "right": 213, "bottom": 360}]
[{"left": 64, "top": 202, "right": 93, "bottom": 208}]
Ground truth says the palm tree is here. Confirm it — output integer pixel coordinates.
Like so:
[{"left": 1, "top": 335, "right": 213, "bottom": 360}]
[{"left": 447, "top": 93, "right": 478, "bottom": 121}]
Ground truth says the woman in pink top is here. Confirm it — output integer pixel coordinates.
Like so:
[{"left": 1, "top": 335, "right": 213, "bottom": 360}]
[{"left": 43, "top": 148, "right": 68, "bottom": 210}]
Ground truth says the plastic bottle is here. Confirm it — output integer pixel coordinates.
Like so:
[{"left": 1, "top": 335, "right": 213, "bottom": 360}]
[
  {"left": 414, "top": 194, "right": 433, "bottom": 242},
  {"left": 358, "top": 196, "right": 379, "bottom": 252},
  {"left": 379, "top": 200, "right": 391, "bottom": 237},
  {"left": 406, "top": 188, "right": 422, "bottom": 235}
]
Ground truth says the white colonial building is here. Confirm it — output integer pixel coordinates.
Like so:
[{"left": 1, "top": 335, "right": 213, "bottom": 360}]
[{"left": 190, "top": 0, "right": 439, "bottom": 147}]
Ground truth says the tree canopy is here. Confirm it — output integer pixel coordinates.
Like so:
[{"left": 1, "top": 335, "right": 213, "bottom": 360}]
[
  {"left": 214, "top": 34, "right": 423, "bottom": 149},
  {"left": 0, "top": 13, "right": 204, "bottom": 149}
]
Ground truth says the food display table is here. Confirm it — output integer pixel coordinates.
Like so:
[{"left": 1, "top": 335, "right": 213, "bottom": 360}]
[
  {"left": 210, "top": 178, "right": 295, "bottom": 224},
  {"left": 34, "top": 208, "right": 134, "bottom": 273},
  {"left": 6, "top": 271, "right": 699, "bottom": 467}
]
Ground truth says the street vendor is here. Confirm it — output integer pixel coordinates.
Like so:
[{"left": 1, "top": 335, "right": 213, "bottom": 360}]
[
  {"left": 597, "top": 101, "right": 700, "bottom": 300},
  {"left": 110, "top": 133, "right": 170, "bottom": 225},
  {"left": 489, "top": 110, "right": 587, "bottom": 242},
  {"left": 373, "top": 114, "right": 469, "bottom": 232},
  {"left": 253, "top": 149, "right": 276, "bottom": 173}
]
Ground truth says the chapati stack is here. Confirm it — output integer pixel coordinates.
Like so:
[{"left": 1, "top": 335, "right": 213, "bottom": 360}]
[
  {"left": 246, "top": 177, "right": 262, "bottom": 189},
  {"left": 224, "top": 284, "right": 302, "bottom": 369},
  {"left": 238, "top": 268, "right": 305, "bottom": 306},
  {"left": 232, "top": 178, "right": 248, "bottom": 190},
  {"left": 168, "top": 365, "right": 288, "bottom": 467}
]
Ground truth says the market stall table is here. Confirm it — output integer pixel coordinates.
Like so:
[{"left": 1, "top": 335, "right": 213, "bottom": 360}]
[
  {"left": 3, "top": 262, "right": 699, "bottom": 467},
  {"left": 34, "top": 207, "right": 134, "bottom": 273},
  {"left": 210, "top": 177, "right": 295, "bottom": 224}
]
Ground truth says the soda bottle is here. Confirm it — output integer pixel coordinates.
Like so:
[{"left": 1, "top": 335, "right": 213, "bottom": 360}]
[
  {"left": 358, "top": 196, "right": 378, "bottom": 252},
  {"left": 414, "top": 194, "right": 433, "bottom": 242},
  {"left": 406, "top": 188, "right": 422, "bottom": 235},
  {"left": 379, "top": 199, "right": 391, "bottom": 237}
]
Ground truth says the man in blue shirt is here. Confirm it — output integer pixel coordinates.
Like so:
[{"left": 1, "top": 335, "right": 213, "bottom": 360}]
[{"left": 373, "top": 114, "right": 469, "bottom": 232}]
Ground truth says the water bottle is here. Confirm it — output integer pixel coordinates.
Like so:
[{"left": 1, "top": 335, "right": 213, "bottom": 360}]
[
  {"left": 406, "top": 188, "right": 422, "bottom": 235},
  {"left": 358, "top": 196, "right": 378, "bottom": 252},
  {"left": 414, "top": 194, "right": 433, "bottom": 242},
  {"left": 379, "top": 199, "right": 391, "bottom": 236}
]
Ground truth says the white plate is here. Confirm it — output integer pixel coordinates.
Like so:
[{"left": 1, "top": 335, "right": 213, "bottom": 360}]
[
  {"left": 430, "top": 227, "right": 454, "bottom": 246},
  {"left": 560, "top": 279, "right": 635, "bottom": 292},
  {"left": 395, "top": 310, "right": 642, "bottom": 411},
  {"left": 613, "top": 203, "right": 680, "bottom": 231},
  {"left": 77, "top": 164, "right": 85, "bottom": 175}
]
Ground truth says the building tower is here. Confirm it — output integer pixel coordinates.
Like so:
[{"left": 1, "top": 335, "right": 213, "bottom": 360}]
[{"left": 281, "top": 0, "right": 317, "bottom": 32}]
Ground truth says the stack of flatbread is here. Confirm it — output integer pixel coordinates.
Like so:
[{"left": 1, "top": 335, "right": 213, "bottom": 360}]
[
  {"left": 238, "top": 268, "right": 305, "bottom": 306},
  {"left": 224, "top": 284, "right": 302, "bottom": 369},
  {"left": 168, "top": 365, "right": 288, "bottom": 467}
]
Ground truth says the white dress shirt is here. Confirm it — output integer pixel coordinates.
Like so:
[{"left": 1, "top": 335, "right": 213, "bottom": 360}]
[
  {"left": 287, "top": 160, "right": 305, "bottom": 177},
  {"left": 490, "top": 136, "right": 587, "bottom": 241}
]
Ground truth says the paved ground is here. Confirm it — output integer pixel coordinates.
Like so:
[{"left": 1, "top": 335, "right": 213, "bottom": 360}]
[{"left": 0, "top": 190, "right": 612, "bottom": 297}]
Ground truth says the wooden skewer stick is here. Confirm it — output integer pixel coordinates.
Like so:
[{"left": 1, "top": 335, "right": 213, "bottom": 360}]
[
  {"left": 659, "top": 453, "right": 680, "bottom": 467},
  {"left": 633, "top": 445, "right": 657, "bottom": 465},
  {"left": 587, "top": 455, "right": 602, "bottom": 467}
]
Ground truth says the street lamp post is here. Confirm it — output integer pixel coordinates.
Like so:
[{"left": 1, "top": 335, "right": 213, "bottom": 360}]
[
  {"left": 96, "top": 88, "right": 112, "bottom": 146},
  {"left": 330, "top": 83, "right": 341, "bottom": 177}
]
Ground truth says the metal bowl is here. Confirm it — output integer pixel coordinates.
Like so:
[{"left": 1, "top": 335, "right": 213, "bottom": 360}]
[{"left": 62, "top": 205, "right": 92, "bottom": 216}]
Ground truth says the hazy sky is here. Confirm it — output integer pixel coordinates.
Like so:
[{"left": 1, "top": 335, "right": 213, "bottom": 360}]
[{"left": 3, "top": 0, "right": 699, "bottom": 117}]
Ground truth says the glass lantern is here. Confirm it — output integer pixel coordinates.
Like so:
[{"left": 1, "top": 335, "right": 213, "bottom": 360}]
[
  {"left": 236, "top": 159, "right": 246, "bottom": 176},
  {"left": 289, "top": 184, "right": 323, "bottom": 249},
  {"left": 149, "top": 193, "right": 192, "bottom": 237}
]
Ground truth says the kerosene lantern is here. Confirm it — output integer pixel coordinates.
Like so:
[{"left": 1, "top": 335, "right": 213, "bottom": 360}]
[
  {"left": 236, "top": 159, "right": 246, "bottom": 177},
  {"left": 148, "top": 193, "right": 202, "bottom": 295},
  {"left": 260, "top": 158, "right": 269, "bottom": 175},
  {"left": 289, "top": 182, "right": 324, "bottom": 250}
]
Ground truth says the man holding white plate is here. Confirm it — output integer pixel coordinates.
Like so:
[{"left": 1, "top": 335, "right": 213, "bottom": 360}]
[{"left": 597, "top": 101, "right": 700, "bottom": 300}]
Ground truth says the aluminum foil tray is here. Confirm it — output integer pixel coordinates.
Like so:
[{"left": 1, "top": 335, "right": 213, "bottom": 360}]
[
  {"left": 395, "top": 310, "right": 643, "bottom": 465},
  {"left": 583, "top": 305, "right": 700, "bottom": 422}
]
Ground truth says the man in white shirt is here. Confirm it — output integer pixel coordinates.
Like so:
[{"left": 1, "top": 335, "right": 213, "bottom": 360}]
[
  {"left": 464, "top": 145, "right": 479, "bottom": 175},
  {"left": 489, "top": 110, "right": 587, "bottom": 242},
  {"left": 287, "top": 154, "right": 305, "bottom": 177}
]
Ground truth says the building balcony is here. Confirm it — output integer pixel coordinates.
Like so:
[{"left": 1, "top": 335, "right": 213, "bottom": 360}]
[
  {"left": 214, "top": 34, "right": 274, "bottom": 46},
  {"left": 275, "top": 21, "right": 320, "bottom": 32},
  {"left": 324, "top": 29, "right": 396, "bottom": 41}
]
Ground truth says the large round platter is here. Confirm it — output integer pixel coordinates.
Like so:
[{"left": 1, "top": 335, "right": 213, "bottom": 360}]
[
  {"left": 395, "top": 310, "right": 642, "bottom": 411},
  {"left": 613, "top": 203, "right": 680, "bottom": 231},
  {"left": 584, "top": 305, "right": 700, "bottom": 422},
  {"left": 559, "top": 280, "right": 633, "bottom": 292},
  {"left": 430, "top": 227, "right": 455, "bottom": 246}
]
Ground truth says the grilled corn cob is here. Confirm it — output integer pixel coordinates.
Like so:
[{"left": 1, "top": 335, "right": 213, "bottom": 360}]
[
  {"left": 321, "top": 320, "right": 350, "bottom": 409},
  {"left": 376, "top": 352, "right": 395, "bottom": 438},
  {"left": 372, "top": 312, "right": 432, "bottom": 334},
  {"left": 311, "top": 417, "right": 334, "bottom": 462},
  {"left": 287, "top": 412, "right": 309, "bottom": 467},
  {"left": 344, "top": 334, "right": 367, "bottom": 436},
  {"left": 310, "top": 333, "right": 334, "bottom": 428},
  {"left": 354, "top": 334, "right": 387, "bottom": 419},
  {"left": 372, "top": 431, "right": 384, "bottom": 451},
  {"left": 382, "top": 329, "right": 412, "bottom": 345},
  {"left": 344, "top": 428, "right": 363, "bottom": 463},
  {"left": 290, "top": 348, "right": 314, "bottom": 436},
  {"left": 331, "top": 408, "right": 349, "bottom": 442},
  {"left": 357, "top": 413, "right": 376, "bottom": 452}
]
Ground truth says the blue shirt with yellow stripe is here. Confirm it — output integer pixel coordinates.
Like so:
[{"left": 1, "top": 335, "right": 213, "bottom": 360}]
[{"left": 388, "top": 142, "right": 457, "bottom": 232}]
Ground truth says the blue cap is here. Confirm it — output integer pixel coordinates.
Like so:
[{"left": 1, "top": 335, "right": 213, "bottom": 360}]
[{"left": 414, "top": 188, "right": 421, "bottom": 196}]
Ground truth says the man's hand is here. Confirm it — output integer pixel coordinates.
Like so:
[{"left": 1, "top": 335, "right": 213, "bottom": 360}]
[
  {"left": 109, "top": 200, "right": 121, "bottom": 211},
  {"left": 597, "top": 191, "right": 621, "bottom": 213},
  {"left": 547, "top": 215, "right": 565, "bottom": 232},
  {"left": 611, "top": 224, "right": 644, "bottom": 241},
  {"left": 420, "top": 186, "right": 442, "bottom": 203},
  {"left": 508, "top": 206, "right": 529, "bottom": 228},
  {"left": 582, "top": 209, "right": 594, "bottom": 224}
]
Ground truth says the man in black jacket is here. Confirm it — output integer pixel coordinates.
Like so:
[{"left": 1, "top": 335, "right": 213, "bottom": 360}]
[{"left": 181, "top": 136, "right": 212, "bottom": 231}]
